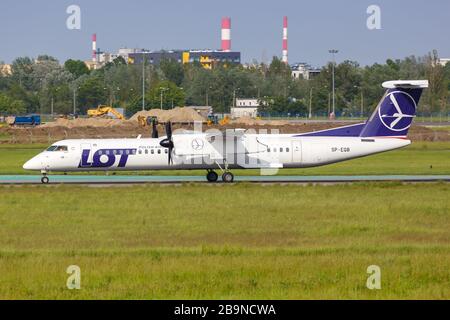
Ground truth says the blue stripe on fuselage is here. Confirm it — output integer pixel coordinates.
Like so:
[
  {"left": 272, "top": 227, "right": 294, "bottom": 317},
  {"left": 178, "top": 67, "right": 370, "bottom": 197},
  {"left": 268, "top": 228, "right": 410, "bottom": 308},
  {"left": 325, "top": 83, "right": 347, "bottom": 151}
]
[{"left": 292, "top": 123, "right": 366, "bottom": 137}]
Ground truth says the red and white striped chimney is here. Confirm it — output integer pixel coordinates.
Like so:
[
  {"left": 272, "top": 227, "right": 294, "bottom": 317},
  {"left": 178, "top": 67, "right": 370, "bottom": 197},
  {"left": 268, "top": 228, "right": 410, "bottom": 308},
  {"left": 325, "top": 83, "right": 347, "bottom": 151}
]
[
  {"left": 282, "top": 16, "right": 288, "bottom": 64},
  {"left": 221, "top": 17, "right": 231, "bottom": 52},
  {"left": 92, "top": 33, "right": 97, "bottom": 62}
]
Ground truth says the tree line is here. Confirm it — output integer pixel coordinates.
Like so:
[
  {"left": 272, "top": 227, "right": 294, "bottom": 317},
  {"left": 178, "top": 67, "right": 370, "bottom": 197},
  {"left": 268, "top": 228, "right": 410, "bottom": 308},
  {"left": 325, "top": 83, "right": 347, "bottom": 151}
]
[{"left": 0, "top": 50, "right": 449, "bottom": 117}]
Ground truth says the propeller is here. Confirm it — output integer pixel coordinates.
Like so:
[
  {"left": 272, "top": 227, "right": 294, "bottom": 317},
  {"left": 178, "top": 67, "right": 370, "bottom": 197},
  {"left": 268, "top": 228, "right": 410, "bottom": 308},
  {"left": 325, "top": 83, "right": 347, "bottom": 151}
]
[
  {"left": 159, "top": 121, "right": 174, "bottom": 164},
  {"left": 148, "top": 117, "right": 159, "bottom": 138}
]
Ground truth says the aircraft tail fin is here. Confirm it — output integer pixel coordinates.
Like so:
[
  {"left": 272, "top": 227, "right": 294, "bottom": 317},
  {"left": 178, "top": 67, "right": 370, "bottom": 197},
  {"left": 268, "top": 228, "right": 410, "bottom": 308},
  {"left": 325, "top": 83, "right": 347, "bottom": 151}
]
[{"left": 359, "top": 80, "right": 428, "bottom": 138}]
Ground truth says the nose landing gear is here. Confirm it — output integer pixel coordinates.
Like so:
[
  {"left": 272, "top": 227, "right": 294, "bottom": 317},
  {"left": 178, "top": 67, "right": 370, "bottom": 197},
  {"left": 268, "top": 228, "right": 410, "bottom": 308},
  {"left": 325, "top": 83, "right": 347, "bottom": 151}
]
[{"left": 40, "top": 171, "right": 49, "bottom": 184}]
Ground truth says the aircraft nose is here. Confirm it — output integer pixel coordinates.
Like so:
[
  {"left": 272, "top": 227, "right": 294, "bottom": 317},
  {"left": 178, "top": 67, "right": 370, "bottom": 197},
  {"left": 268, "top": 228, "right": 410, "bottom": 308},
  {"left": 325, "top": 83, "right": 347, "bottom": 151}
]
[{"left": 23, "top": 156, "right": 41, "bottom": 170}]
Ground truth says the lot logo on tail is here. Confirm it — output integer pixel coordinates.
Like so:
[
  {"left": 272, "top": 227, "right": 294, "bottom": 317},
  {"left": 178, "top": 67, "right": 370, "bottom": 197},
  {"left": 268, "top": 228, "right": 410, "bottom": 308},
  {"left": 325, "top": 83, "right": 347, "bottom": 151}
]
[{"left": 378, "top": 91, "right": 416, "bottom": 132}]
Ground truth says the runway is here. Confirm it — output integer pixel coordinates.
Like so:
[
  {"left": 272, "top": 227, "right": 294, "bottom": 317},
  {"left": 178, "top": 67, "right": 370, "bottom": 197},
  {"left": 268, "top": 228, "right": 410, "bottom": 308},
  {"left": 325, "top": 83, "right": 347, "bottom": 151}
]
[{"left": 0, "top": 174, "right": 449, "bottom": 185}]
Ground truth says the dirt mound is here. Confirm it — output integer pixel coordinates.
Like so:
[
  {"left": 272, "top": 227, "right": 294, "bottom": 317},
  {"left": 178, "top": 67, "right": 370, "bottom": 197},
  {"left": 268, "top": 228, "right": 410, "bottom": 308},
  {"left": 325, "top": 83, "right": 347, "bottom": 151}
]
[
  {"left": 40, "top": 117, "right": 126, "bottom": 129},
  {"left": 130, "top": 107, "right": 206, "bottom": 123},
  {"left": 231, "top": 116, "right": 288, "bottom": 126},
  {"left": 5, "top": 116, "right": 15, "bottom": 125}
]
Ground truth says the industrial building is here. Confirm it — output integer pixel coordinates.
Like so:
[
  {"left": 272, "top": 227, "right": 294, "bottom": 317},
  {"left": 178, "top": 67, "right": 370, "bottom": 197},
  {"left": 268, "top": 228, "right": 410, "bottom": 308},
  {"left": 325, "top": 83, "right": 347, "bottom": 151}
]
[
  {"left": 86, "top": 17, "right": 240, "bottom": 70},
  {"left": 128, "top": 50, "right": 240, "bottom": 69}
]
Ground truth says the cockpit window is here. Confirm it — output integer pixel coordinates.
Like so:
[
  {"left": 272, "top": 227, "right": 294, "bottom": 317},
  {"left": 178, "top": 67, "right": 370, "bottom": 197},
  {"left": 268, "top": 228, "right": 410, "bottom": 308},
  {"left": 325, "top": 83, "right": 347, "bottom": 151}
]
[{"left": 46, "top": 145, "right": 68, "bottom": 152}]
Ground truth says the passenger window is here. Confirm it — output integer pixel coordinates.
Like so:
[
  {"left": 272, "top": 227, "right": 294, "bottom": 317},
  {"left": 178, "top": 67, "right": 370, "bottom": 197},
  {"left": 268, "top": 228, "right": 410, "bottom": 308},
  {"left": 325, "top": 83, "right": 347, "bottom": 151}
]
[
  {"left": 151, "top": 149, "right": 154, "bottom": 154},
  {"left": 126, "top": 150, "right": 130, "bottom": 155},
  {"left": 113, "top": 150, "right": 117, "bottom": 155},
  {"left": 98, "top": 150, "right": 103, "bottom": 155},
  {"left": 132, "top": 150, "right": 136, "bottom": 155},
  {"left": 157, "top": 149, "right": 161, "bottom": 154},
  {"left": 164, "top": 149, "right": 168, "bottom": 154},
  {"left": 138, "top": 150, "right": 142, "bottom": 154},
  {"left": 105, "top": 150, "right": 110, "bottom": 155},
  {"left": 273, "top": 148, "right": 277, "bottom": 152},
  {"left": 144, "top": 149, "right": 148, "bottom": 154},
  {"left": 267, "top": 148, "right": 270, "bottom": 152},
  {"left": 280, "top": 148, "right": 283, "bottom": 152},
  {"left": 286, "top": 147, "right": 290, "bottom": 152}
]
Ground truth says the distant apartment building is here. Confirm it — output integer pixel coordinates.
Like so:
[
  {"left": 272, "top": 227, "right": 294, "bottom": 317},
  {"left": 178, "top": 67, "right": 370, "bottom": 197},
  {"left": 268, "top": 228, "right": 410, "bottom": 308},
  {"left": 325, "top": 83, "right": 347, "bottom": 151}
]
[
  {"left": 0, "top": 64, "right": 12, "bottom": 76},
  {"left": 291, "top": 62, "right": 321, "bottom": 80},
  {"left": 439, "top": 58, "right": 450, "bottom": 67}
]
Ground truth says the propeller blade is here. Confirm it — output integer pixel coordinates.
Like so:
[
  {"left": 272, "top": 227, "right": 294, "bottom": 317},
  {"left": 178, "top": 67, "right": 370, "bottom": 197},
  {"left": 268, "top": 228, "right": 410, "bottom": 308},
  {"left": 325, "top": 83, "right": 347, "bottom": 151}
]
[
  {"left": 160, "top": 122, "right": 174, "bottom": 165},
  {"left": 165, "top": 122, "right": 172, "bottom": 139},
  {"left": 151, "top": 120, "right": 158, "bottom": 138},
  {"left": 168, "top": 147, "right": 173, "bottom": 165}
]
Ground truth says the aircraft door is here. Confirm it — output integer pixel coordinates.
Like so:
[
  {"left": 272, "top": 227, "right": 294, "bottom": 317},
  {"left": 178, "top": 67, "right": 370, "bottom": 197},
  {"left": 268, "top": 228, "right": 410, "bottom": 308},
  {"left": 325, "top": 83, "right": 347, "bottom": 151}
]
[{"left": 291, "top": 140, "right": 301, "bottom": 163}]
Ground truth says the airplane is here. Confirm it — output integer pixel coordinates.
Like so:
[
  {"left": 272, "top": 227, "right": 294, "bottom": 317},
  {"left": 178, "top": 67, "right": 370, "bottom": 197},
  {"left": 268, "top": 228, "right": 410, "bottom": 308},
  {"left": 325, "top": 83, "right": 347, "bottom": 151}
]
[{"left": 23, "top": 80, "right": 428, "bottom": 184}]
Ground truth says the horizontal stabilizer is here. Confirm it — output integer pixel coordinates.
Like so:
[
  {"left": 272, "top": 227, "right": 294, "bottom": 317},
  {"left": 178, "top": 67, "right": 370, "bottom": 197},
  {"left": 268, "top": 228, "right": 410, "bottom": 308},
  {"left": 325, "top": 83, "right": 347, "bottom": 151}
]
[{"left": 382, "top": 80, "right": 429, "bottom": 89}]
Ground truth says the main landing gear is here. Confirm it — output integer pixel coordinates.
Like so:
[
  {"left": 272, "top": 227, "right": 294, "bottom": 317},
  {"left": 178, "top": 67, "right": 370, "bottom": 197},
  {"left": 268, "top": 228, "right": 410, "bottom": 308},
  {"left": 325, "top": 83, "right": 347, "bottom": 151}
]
[
  {"left": 206, "top": 160, "right": 234, "bottom": 183},
  {"left": 205, "top": 170, "right": 234, "bottom": 183},
  {"left": 221, "top": 171, "right": 234, "bottom": 183},
  {"left": 206, "top": 170, "right": 218, "bottom": 182}
]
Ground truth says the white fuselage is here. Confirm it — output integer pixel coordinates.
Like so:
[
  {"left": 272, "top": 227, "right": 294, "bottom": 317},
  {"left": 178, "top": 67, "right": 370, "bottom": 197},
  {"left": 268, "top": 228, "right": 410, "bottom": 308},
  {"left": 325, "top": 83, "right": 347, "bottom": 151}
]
[{"left": 23, "top": 134, "right": 411, "bottom": 173}]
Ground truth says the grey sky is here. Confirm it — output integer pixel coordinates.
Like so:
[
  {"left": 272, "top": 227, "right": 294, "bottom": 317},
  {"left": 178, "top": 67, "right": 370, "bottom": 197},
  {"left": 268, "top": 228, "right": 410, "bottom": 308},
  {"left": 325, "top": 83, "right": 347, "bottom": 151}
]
[{"left": 0, "top": 0, "right": 449, "bottom": 66}]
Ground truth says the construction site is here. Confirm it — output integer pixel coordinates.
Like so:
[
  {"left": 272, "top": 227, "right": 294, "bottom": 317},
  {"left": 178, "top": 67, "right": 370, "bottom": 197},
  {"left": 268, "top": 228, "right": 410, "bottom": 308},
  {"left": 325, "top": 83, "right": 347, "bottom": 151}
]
[{"left": 0, "top": 106, "right": 448, "bottom": 144}]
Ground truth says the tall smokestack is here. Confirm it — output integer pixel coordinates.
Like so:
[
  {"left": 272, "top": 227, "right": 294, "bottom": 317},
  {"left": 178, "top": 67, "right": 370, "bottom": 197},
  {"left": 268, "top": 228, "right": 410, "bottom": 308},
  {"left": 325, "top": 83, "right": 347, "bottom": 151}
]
[
  {"left": 282, "top": 16, "right": 288, "bottom": 64},
  {"left": 221, "top": 17, "right": 231, "bottom": 52},
  {"left": 92, "top": 33, "right": 97, "bottom": 62}
]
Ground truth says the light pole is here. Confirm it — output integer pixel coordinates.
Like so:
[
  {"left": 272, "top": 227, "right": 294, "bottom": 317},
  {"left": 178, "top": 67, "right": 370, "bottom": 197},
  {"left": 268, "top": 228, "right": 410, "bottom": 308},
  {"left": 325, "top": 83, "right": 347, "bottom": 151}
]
[
  {"left": 51, "top": 87, "right": 59, "bottom": 117},
  {"left": 353, "top": 86, "right": 364, "bottom": 118},
  {"left": 308, "top": 87, "right": 313, "bottom": 119},
  {"left": 72, "top": 86, "right": 80, "bottom": 116},
  {"left": 354, "top": 85, "right": 364, "bottom": 118},
  {"left": 114, "top": 87, "right": 120, "bottom": 106},
  {"left": 103, "top": 87, "right": 114, "bottom": 106},
  {"left": 233, "top": 87, "right": 240, "bottom": 108},
  {"left": 205, "top": 86, "right": 212, "bottom": 106},
  {"left": 360, "top": 89, "right": 364, "bottom": 118},
  {"left": 142, "top": 54, "right": 146, "bottom": 111},
  {"left": 160, "top": 87, "right": 168, "bottom": 110},
  {"left": 329, "top": 49, "right": 338, "bottom": 119}
]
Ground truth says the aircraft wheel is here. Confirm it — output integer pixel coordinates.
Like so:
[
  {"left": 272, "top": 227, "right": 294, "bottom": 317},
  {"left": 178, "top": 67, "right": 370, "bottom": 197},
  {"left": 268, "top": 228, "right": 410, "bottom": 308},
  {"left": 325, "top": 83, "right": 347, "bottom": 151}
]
[
  {"left": 206, "top": 171, "right": 218, "bottom": 182},
  {"left": 41, "top": 176, "right": 49, "bottom": 184},
  {"left": 222, "top": 172, "right": 234, "bottom": 183}
]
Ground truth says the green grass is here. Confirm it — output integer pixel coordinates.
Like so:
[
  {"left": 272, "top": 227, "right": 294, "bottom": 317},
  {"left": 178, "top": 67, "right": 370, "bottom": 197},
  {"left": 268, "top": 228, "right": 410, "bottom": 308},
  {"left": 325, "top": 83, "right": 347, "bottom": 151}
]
[
  {"left": 0, "top": 183, "right": 449, "bottom": 299},
  {"left": 1, "top": 141, "right": 449, "bottom": 175}
]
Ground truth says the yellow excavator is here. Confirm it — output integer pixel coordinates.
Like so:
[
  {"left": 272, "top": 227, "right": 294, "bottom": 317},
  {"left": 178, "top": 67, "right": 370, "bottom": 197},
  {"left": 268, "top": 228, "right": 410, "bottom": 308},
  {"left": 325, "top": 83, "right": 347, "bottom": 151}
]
[
  {"left": 219, "top": 115, "right": 230, "bottom": 126},
  {"left": 87, "top": 105, "right": 125, "bottom": 120}
]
